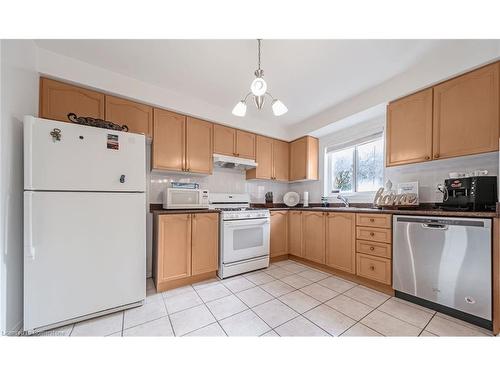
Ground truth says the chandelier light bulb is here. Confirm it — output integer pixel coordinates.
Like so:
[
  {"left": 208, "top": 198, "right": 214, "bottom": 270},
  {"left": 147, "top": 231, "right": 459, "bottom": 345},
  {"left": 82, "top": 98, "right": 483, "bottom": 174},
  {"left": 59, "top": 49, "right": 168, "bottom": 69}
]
[
  {"left": 272, "top": 99, "right": 288, "bottom": 116},
  {"left": 232, "top": 101, "right": 247, "bottom": 117},
  {"left": 250, "top": 77, "right": 267, "bottom": 96}
]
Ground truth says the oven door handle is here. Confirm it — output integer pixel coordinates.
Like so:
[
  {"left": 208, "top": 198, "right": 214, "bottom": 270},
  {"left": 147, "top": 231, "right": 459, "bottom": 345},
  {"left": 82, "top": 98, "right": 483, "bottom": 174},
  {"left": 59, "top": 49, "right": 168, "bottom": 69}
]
[{"left": 224, "top": 219, "right": 270, "bottom": 227}]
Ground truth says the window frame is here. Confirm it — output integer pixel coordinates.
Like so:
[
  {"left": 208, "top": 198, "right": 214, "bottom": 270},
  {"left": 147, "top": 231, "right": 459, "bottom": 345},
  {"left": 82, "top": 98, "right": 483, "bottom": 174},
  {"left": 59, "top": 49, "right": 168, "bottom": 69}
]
[{"left": 325, "top": 132, "right": 384, "bottom": 197}]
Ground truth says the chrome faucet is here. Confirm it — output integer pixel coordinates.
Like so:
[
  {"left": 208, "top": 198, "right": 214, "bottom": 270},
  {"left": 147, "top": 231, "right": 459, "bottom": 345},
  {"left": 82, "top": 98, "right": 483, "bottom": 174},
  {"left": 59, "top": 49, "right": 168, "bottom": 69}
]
[{"left": 337, "top": 194, "right": 350, "bottom": 207}]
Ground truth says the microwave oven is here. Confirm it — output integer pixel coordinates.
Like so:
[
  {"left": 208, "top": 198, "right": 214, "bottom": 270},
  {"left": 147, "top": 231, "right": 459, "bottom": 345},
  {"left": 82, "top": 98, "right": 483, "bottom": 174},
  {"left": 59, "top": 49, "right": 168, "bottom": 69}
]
[{"left": 163, "top": 188, "right": 209, "bottom": 209}]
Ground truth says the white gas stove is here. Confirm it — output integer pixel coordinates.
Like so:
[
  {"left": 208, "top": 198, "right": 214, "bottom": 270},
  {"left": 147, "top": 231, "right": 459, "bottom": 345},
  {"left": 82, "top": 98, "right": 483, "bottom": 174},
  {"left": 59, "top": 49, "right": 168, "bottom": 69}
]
[{"left": 209, "top": 193, "right": 270, "bottom": 278}]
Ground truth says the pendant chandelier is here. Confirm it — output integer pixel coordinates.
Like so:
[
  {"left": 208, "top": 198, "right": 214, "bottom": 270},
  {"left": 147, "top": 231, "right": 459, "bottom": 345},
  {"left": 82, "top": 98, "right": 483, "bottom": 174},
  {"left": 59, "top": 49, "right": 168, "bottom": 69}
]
[{"left": 232, "top": 39, "right": 288, "bottom": 117}]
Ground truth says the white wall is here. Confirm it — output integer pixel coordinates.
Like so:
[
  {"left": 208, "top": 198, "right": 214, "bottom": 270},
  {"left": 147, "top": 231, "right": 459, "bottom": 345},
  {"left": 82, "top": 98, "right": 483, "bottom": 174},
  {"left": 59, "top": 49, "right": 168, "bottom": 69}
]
[{"left": 0, "top": 40, "right": 39, "bottom": 334}]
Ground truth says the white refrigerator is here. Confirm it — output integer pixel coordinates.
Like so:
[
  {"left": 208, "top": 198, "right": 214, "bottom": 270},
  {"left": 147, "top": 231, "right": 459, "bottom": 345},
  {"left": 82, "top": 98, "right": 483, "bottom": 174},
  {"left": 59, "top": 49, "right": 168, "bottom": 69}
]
[{"left": 23, "top": 116, "right": 146, "bottom": 333}]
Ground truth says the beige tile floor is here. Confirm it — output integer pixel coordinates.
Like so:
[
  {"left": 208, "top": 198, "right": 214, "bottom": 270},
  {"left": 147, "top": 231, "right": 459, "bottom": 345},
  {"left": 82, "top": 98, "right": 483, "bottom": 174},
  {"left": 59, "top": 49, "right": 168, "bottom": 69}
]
[{"left": 39, "top": 260, "right": 494, "bottom": 337}]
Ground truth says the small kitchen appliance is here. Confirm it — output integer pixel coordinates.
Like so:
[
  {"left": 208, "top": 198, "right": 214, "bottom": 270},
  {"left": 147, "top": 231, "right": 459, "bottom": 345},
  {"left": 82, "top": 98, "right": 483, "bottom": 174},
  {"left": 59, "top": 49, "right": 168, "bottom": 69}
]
[
  {"left": 441, "top": 176, "right": 497, "bottom": 211},
  {"left": 209, "top": 193, "right": 270, "bottom": 278},
  {"left": 163, "top": 187, "right": 209, "bottom": 209}
]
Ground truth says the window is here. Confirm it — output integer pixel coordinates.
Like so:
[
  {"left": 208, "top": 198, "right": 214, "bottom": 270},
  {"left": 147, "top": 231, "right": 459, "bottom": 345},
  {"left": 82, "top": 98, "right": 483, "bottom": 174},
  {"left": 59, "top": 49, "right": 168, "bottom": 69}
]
[{"left": 326, "top": 134, "right": 384, "bottom": 194}]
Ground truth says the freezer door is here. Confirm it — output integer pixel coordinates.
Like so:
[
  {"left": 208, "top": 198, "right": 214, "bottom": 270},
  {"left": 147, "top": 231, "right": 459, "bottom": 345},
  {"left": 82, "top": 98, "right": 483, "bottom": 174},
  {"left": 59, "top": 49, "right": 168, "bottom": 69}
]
[
  {"left": 24, "top": 116, "right": 146, "bottom": 192},
  {"left": 24, "top": 191, "right": 146, "bottom": 331}
]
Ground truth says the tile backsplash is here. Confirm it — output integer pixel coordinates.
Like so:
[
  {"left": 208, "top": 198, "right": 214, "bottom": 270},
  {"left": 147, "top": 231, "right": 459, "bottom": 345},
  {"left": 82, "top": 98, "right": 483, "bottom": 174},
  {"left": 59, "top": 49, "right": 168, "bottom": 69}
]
[{"left": 149, "top": 167, "right": 290, "bottom": 204}]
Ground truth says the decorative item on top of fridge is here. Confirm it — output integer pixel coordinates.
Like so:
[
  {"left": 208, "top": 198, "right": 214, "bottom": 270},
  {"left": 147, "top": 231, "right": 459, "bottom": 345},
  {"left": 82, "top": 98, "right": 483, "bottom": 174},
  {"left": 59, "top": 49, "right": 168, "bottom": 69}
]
[{"left": 373, "top": 179, "right": 419, "bottom": 207}]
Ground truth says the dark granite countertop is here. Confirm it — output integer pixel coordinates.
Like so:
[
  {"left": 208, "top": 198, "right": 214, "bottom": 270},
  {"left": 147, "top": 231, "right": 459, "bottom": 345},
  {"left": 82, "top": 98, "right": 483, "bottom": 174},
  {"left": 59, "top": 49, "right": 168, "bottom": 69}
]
[
  {"left": 149, "top": 203, "right": 497, "bottom": 218},
  {"left": 261, "top": 204, "right": 498, "bottom": 218}
]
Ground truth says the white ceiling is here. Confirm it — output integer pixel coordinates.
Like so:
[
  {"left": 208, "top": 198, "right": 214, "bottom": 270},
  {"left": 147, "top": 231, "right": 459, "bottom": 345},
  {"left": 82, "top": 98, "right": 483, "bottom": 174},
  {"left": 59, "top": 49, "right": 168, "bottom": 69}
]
[{"left": 35, "top": 39, "right": 441, "bottom": 133}]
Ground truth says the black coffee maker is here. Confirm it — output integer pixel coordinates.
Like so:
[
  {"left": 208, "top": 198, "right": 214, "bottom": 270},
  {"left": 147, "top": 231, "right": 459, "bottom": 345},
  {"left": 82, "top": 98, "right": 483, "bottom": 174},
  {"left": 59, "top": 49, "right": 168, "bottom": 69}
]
[{"left": 441, "top": 176, "right": 497, "bottom": 211}]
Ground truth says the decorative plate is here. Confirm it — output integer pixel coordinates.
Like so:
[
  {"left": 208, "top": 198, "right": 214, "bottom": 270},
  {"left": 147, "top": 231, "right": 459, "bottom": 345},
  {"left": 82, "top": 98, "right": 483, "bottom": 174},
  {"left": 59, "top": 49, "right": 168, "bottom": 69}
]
[{"left": 283, "top": 192, "right": 300, "bottom": 207}]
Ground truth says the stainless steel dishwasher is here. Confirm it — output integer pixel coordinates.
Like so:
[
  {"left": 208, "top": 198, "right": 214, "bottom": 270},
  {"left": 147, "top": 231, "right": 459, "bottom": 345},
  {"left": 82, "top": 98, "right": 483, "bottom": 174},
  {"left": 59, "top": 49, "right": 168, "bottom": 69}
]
[{"left": 393, "top": 215, "right": 492, "bottom": 328}]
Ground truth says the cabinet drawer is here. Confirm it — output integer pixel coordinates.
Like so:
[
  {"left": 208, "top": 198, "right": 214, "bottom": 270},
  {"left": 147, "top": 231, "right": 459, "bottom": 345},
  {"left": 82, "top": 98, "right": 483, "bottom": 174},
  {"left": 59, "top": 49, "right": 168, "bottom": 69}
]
[
  {"left": 356, "top": 226, "right": 391, "bottom": 243},
  {"left": 356, "top": 240, "right": 391, "bottom": 259},
  {"left": 356, "top": 253, "right": 391, "bottom": 285},
  {"left": 356, "top": 213, "right": 391, "bottom": 228}
]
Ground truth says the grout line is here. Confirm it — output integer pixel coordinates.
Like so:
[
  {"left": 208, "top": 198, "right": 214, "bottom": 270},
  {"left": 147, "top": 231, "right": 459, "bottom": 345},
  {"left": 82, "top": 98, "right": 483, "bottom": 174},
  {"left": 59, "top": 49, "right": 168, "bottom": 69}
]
[
  {"left": 188, "top": 286, "right": 229, "bottom": 337},
  {"left": 418, "top": 311, "right": 438, "bottom": 336}
]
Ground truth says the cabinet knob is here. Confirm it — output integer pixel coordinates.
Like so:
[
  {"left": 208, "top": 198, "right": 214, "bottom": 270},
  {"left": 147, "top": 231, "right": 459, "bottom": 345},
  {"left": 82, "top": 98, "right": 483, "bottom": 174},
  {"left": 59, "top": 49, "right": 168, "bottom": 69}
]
[
  {"left": 370, "top": 232, "right": 375, "bottom": 236},
  {"left": 370, "top": 246, "right": 375, "bottom": 251},
  {"left": 425, "top": 156, "right": 431, "bottom": 160},
  {"left": 434, "top": 153, "right": 439, "bottom": 159},
  {"left": 369, "top": 265, "right": 375, "bottom": 271},
  {"left": 369, "top": 218, "right": 374, "bottom": 222}
]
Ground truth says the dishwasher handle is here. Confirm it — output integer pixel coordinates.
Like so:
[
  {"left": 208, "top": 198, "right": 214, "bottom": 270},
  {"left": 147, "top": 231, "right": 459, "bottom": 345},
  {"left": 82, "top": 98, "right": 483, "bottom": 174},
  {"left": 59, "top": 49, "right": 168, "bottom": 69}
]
[{"left": 422, "top": 223, "right": 448, "bottom": 230}]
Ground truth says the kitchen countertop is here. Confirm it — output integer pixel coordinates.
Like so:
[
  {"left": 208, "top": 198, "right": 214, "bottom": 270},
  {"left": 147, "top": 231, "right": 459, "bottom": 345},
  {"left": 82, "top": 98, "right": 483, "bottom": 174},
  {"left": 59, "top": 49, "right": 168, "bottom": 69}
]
[
  {"left": 150, "top": 205, "right": 497, "bottom": 218},
  {"left": 265, "top": 206, "right": 498, "bottom": 218}
]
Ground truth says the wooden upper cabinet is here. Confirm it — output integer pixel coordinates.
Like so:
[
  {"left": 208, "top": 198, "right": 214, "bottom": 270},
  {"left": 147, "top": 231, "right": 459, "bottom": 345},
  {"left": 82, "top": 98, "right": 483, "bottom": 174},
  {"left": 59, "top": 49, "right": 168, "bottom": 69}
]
[
  {"left": 270, "top": 211, "right": 288, "bottom": 258},
  {"left": 289, "top": 136, "right": 319, "bottom": 182},
  {"left": 105, "top": 95, "right": 153, "bottom": 137},
  {"left": 302, "top": 212, "right": 326, "bottom": 264},
  {"left": 186, "top": 117, "right": 213, "bottom": 174},
  {"left": 191, "top": 213, "right": 219, "bottom": 275},
  {"left": 288, "top": 211, "right": 303, "bottom": 257},
  {"left": 156, "top": 214, "right": 192, "bottom": 283},
  {"left": 40, "top": 77, "right": 104, "bottom": 123},
  {"left": 386, "top": 88, "right": 433, "bottom": 167},
  {"left": 152, "top": 108, "right": 186, "bottom": 171},
  {"left": 246, "top": 135, "right": 273, "bottom": 180},
  {"left": 325, "top": 213, "right": 356, "bottom": 274},
  {"left": 273, "top": 140, "right": 290, "bottom": 181},
  {"left": 236, "top": 130, "right": 256, "bottom": 159},
  {"left": 433, "top": 62, "right": 500, "bottom": 160},
  {"left": 213, "top": 124, "right": 236, "bottom": 156}
]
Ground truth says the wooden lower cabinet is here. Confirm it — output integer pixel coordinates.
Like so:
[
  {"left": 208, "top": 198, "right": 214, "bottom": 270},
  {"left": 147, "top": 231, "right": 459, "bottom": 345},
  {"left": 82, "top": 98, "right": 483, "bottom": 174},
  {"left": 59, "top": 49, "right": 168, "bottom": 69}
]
[
  {"left": 156, "top": 214, "right": 192, "bottom": 283},
  {"left": 302, "top": 212, "right": 326, "bottom": 264},
  {"left": 288, "top": 211, "right": 303, "bottom": 257},
  {"left": 154, "top": 213, "right": 219, "bottom": 290},
  {"left": 191, "top": 213, "right": 219, "bottom": 275},
  {"left": 356, "top": 253, "right": 391, "bottom": 285},
  {"left": 325, "top": 212, "right": 356, "bottom": 274},
  {"left": 270, "top": 211, "right": 288, "bottom": 257}
]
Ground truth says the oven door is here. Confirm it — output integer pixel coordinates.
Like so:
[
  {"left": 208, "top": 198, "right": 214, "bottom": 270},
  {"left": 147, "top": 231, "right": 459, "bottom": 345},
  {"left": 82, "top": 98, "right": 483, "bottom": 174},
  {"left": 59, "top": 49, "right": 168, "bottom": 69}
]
[{"left": 222, "top": 218, "right": 270, "bottom": 264}]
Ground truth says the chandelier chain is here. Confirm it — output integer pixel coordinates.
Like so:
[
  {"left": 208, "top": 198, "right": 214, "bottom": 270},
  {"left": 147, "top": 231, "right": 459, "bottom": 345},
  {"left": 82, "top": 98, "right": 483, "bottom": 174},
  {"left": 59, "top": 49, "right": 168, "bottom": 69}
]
[{"left": 257, "top": 39, "right": 261, "bottom": 70}]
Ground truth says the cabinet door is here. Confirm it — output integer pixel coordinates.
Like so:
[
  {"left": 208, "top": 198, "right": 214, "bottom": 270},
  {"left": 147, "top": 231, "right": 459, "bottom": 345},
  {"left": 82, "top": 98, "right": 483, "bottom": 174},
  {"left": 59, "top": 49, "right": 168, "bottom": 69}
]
[
  {"left": 213, "top": 124, "right": 236, "bottom": 156},
  {"left": 288, "top": 211, "right": 303, "bottom": 257},
  {"left": 105, "top": 95, "right": 153, "bottom": 137},
  {"left": 40, "top": 78, "right": 105, "bottom": 122},
  {"left": 152, "top": 108, "right": 186, "bottom": 171},
  {"left": 236, "top": 130, "right": 256, "bottom": 159},
  {"left": 289, "top": 136, "right": 318, "bottom": 181},
  {"left": 302, "top": 212, "right": 325, "bottom": 264},
  {"left": 273, "top": 140, "right": 289, "bottom": 181},
  {"left": 386, "top": 89, "right": 433, "bottom": 166},
  {"left": 156, "top": 214, "right": 192, "bottom": 283},
  {"left": 325, "top": 213, "right": 356, "bottom": 273},
  {"left": 186, "top": 117, "right": 213, "bottom": 174},
  {"left": 270, "top": 211, "right": 288, "bottom": 257},
  {"left": 246, "top": 135, "right": 273, "bottom": 180},
  {"left": 191, "top": 213, "right": 219, "bottom": 275},
  {"left": 433, "top": 63, "right": 500, "bottom": 160}
]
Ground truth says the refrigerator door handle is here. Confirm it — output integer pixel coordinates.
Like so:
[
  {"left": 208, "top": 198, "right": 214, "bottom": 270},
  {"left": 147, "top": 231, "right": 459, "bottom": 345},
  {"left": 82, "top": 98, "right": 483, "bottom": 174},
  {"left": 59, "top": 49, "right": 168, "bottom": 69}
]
[{"left": 25, "top": 192, "right": 35, "bottom": 260}]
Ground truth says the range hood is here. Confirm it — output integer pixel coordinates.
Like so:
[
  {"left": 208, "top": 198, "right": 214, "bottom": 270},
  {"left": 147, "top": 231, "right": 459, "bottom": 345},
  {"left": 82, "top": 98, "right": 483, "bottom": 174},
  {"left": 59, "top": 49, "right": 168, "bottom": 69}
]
[{"left": 213, "top": 153, "right": 257, "bottom": 170}]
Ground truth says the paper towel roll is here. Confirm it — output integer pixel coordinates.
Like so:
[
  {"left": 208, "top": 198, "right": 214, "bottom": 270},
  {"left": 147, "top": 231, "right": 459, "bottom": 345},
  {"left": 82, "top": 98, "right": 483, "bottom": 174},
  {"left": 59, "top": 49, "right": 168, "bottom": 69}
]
[{"left": 303, "top": 191, "right": 309, "bottom": 207}]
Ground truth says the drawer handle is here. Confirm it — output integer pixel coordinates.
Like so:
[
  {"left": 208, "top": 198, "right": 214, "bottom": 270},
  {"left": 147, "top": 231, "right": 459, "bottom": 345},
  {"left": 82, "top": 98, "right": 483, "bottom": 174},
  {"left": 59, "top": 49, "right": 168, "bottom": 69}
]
[
  {"left": 370, "top": 232, "right": 375, "bottom": 236},
  {"left": 369, "top": 265, "right": 375, "bottom": 271},
  {"left": 369, "top": 246, "right": 375, "bottom": 251},
  {"left": 369, "top": 218, "right": 375, "bottom": 222}
]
